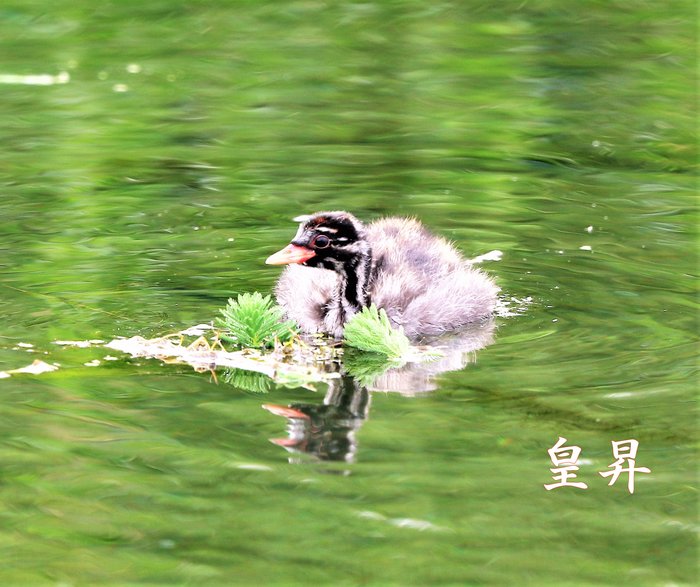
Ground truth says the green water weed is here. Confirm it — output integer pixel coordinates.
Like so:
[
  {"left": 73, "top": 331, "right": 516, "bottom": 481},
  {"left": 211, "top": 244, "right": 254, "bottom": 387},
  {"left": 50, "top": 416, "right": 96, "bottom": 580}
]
[
  {"left": 343, "top": 305, "right": 412, "bottom": 360},
  {"left": 217, "top": 292, "right": 297, "bottom": 349}
]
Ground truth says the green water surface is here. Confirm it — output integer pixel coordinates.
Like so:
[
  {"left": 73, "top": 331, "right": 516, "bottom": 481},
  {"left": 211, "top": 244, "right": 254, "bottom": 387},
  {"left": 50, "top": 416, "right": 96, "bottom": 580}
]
[{"left": 0, "top": 1, "right": 696, "bottom": 585}]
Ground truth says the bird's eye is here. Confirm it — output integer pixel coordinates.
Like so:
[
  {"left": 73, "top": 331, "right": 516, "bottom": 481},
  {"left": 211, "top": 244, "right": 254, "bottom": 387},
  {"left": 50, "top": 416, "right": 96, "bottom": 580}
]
[{"left": 312, "top": 234, "right": 331, "bottom": 249}]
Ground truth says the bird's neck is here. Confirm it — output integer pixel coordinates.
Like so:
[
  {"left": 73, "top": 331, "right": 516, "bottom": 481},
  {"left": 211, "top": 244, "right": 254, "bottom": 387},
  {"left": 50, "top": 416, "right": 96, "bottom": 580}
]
[{"left": 329, "top": 245, "right": 373, "bottom": 328}]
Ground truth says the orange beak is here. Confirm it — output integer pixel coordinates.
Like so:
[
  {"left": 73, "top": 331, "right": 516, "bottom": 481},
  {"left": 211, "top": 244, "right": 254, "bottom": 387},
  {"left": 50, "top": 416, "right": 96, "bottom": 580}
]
[{"left": 265, "top": 244, "right": 316, "bottom": 265}]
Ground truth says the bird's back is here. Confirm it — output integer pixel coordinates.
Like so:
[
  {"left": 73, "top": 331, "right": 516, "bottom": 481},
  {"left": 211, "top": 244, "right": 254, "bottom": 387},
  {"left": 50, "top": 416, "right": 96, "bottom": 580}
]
[
  {"left": 367, "top": 217, "right": 498, "bottom": 338},
  {"left": 367, "top": 217, "right": 464, "bottom": 279}
]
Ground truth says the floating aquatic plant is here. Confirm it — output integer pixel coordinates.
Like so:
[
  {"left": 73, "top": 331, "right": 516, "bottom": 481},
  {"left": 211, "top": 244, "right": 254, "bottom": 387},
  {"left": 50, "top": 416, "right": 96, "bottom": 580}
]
[
  {"left": 343, "top": 305, "right": 412, "bottom": 360},
  {"left": 104, "top": 296, "right": 441, "bottom": 391},
  {"left": 105, "top": 326, "right": 337, "bottom": 390},
  {"left": 217, "top": 293, "right": 297, "bottom": 349}
]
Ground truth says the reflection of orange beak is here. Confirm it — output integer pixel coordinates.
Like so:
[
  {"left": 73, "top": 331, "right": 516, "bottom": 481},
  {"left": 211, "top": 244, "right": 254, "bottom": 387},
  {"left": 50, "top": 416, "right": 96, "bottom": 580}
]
[
  {"left": 262, "top": 404, "right": 310, "bottom": 419},
  {"left": 265, "top": 244, "right": 316, "bottom": 265},
  {"left": 269, "top": 438, "right": 304, "bottom": 447}
]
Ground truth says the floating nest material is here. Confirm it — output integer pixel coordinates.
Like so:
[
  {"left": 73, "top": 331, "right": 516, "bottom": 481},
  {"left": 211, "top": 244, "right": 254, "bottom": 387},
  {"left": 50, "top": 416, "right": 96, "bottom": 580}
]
[{"left": 105, "top": 324, "right": 342, "bottom": 389}]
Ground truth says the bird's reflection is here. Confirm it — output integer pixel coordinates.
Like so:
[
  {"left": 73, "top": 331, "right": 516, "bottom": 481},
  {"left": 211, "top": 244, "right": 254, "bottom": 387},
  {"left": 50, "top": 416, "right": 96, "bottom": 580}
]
[
  {"left": 263, "top": 319, "right": 496, "bottom": 464},
  {"left": 263, "top": 377, "right": 370, "bottom": 465}
]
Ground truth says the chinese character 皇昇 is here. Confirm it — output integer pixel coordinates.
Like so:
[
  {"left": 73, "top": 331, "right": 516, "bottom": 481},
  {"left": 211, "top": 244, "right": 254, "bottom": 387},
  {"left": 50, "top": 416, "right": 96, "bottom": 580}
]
[
  {"left": 599, "top": 439, "right": 650, "bottom": 494},
  {"left": 544, "top": 436, "right": 588, "bottom": 490}
]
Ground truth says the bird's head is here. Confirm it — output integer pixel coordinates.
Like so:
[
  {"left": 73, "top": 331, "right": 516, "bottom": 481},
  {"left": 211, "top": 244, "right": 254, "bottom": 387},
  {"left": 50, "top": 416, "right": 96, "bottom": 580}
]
[{"left": 265, "top": 211, "right": 368, "bottom": 270}]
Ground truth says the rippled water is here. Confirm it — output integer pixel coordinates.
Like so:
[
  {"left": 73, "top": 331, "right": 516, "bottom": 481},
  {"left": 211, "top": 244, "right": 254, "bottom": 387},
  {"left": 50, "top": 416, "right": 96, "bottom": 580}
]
[{"left": 0, "top": 1, "right": 696, "bottom": 585}]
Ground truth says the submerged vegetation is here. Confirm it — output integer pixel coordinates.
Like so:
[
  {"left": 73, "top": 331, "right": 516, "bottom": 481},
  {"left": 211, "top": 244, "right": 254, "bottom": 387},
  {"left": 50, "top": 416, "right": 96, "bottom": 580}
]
[{"left": 221, "top": 368, "right": 273, "bottom": 393}]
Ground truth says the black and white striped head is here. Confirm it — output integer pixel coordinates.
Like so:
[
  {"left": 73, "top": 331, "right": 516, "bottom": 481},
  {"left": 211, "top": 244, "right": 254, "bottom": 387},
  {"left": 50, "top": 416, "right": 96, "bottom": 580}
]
[{"left": 266, "top": 211, "right": 369, "bottom": 270}]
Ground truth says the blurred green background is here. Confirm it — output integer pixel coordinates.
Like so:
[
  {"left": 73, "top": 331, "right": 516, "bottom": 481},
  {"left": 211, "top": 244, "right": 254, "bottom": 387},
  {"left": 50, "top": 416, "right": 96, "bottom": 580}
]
[{"left": 0, "top": 1, "right": 696, "bottom": 585}]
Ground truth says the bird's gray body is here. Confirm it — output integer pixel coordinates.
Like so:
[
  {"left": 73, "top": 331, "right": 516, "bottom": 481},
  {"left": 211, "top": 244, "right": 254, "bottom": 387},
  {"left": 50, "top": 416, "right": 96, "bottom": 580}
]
[{"left": 273, "top": 214, "right": 498, "bottom": 339}]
